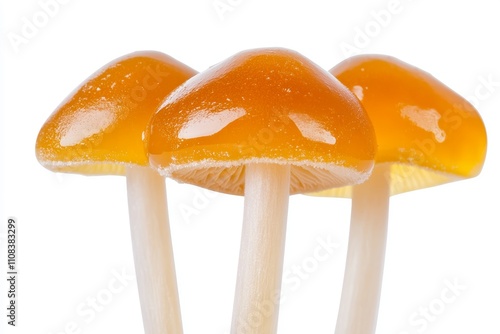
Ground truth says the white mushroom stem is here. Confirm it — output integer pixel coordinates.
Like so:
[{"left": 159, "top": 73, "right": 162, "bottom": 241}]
[
  {"left": 231, "top": 163, "right": 291, "bottom": 334},
  {"left": 335, "top": 164, "right": 390, "bottom": 334},
  {"left": 126, "top": 166, "right": 183, "bottom": 334}
]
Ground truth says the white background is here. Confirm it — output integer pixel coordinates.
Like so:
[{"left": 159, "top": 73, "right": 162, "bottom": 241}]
[{"left": 1, "top": 0, "right": 499, "bottom": 333}]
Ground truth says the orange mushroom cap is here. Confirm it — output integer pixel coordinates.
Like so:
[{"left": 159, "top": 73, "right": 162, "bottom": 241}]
[
  {"left": 147, "top": 48, "right": 376, "bottom": 195},
  {"left": 36, "top": 51, "right": 197, "bottom": 175},
  {"left": 316, "top": 54, "right": 487, "bottom": 197}
]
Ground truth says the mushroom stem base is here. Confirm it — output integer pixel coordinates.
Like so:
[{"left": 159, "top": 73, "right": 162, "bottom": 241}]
[
  {"left": 231, "top": 163, "right": 291, "bottom": 334},
  {"left": 335, "top": 164, "right": 390, "bottom": 334},
  {"left": 126, "top": 166, "right": 182, "bottom": 334}
]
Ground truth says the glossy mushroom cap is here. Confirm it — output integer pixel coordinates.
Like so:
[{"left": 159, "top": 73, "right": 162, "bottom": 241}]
[
  {"left": 317, "top": 54, "right": 487, "bottom": 197},
  {"left": 147, "top": 48, "right": 376, "bottom": 195},
  {"left": 36, "top": 51, "right": 197, "bottom": 175}
]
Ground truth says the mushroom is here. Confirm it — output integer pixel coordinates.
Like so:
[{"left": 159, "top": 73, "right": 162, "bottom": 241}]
[
  {"left": 314, "top": 54, "right": 487, "bottom": 334},
  {"left": 146, "top": 48, "right": 377, "bottom": 334},
  {"left": 35, "top": 51, "right": 197, "bottom": 334}
]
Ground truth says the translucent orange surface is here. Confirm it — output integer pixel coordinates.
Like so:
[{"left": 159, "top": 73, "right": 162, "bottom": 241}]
[
  {"left": 147, "top": 48, "right": 376, "bottom": 195},
  {"left": 36, "top": 51, "right": 197, "bottom": 175},
  {"left": 318, "top": 54, "right": 487, "bottom": 196}
]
